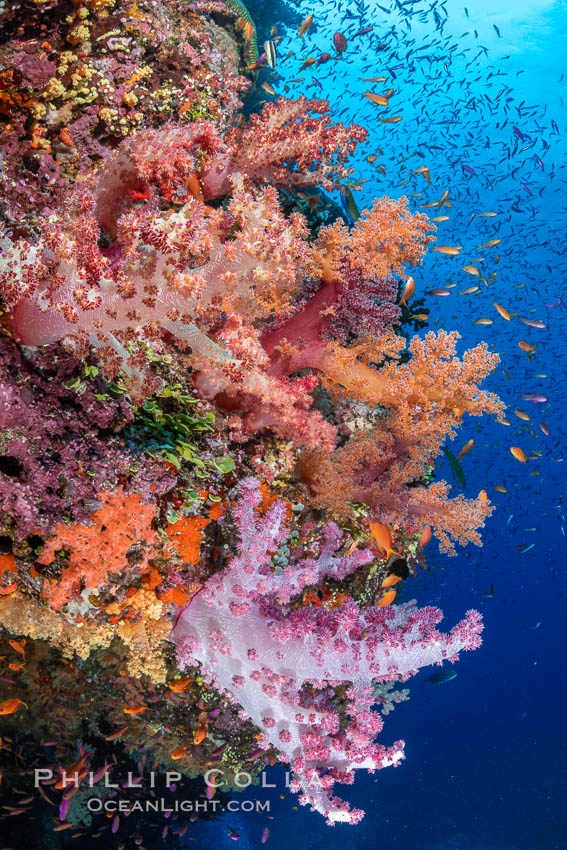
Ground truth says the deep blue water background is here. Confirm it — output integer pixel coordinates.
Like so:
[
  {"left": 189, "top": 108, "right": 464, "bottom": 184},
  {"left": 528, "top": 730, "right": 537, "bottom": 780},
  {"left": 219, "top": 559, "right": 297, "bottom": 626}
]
[{"left": 183, "top": 1, "right": 567, "bottom": 847}]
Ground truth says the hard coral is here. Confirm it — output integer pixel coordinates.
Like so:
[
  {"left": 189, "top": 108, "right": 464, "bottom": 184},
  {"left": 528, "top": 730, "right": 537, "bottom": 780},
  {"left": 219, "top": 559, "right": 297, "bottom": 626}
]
[{"left": 0, "top": 0, "right": 251, "bottom": 225}]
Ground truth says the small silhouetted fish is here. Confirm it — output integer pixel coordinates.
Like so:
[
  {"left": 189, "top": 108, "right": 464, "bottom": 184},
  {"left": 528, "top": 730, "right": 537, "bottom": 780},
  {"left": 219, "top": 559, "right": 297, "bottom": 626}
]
[
  {"left": 443, "top": 445, "right": 466, "bottom": 489},
  {"left": 425, "top": 669, "right": 457, "bottom": 685},
  {"left": 340, "top": 186, "right": 360, "bottom": 223},
  {"left": 389, "top": 558, "right": 409, "bottom": 579},
  {"left": 485, "top": 584, "right": 494, "bottom": 598}
]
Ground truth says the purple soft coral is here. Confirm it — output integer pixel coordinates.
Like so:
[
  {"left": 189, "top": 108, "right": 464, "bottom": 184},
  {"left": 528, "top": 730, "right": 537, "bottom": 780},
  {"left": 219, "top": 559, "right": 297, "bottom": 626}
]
[
  {"left": 0, "top": 335, "right": 174, "bottom": 540},
  {"left": 171, "top": 478, "right": 483, "bottom": 824}
]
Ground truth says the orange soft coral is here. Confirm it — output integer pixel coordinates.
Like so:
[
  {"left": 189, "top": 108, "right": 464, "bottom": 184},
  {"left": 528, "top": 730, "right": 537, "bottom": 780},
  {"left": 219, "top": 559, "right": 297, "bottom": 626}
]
[
  {"left": 313, "top": 329, "right": 505, "bottom": 419},
  {"left": 301, "top": 331, "right": 504, "bottom": 555},
  {"left": 303, "top": 427, "right": 495, "bottom": 556},
  {"left": 38, "top": 490, "right": 158, "bottom": 611},
  {"left": 309, "top": 195, "right": 435, "bottom": 284},
  {"left": 165, "top": 499, "right": 224, "bottom": 566}
]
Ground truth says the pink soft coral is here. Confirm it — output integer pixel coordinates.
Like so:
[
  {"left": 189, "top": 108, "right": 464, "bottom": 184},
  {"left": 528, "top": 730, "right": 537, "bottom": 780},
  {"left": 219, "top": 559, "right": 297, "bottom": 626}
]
[
  {"left": 172, "top": 478, "right": 483, "bottom": 824},
  {"left": 200, "top": 97, "right": 367, "bottom": 198}
]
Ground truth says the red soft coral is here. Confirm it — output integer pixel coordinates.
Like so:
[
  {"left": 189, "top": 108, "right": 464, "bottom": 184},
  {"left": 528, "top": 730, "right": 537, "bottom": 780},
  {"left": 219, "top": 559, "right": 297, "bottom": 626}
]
[{"left": 200, "top": 97, "right": 367, "bottom": 198}]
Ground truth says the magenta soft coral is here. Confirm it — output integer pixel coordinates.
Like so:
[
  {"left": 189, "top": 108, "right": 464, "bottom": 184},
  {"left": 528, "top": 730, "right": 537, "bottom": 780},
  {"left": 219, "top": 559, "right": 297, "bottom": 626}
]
[
  {"left": 0, "top": 160, "right": 317, "bottom": 399},
  {"left": 172, "top": 478, "right": 484, "bottom": 824},
  {"left": 0, "top": 124, "right": 342, "bottom": 446}
]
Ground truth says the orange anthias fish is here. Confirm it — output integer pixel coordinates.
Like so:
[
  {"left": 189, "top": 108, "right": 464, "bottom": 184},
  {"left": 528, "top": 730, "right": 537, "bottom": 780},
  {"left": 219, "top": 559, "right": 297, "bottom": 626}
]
[
  {"left": 377, "top": 588, "right": 397, "bottom": 608},
  {"left": 493, "top": 302, "right": 511, "bottom": 321},
  {"left": 411, "top": 165, "right": 431, "bottom": 184},
  {"left": 171, "top": 746, "right": 187, "bottom": 760},
  {"left": 193, "top": 725, "right": 208, "bottom": 746},
  {"left": 382, "top": 574, "right": 402, "bottom": 588},
  {"left": 364, "top": 90, "right": 390, "bottom": 106},
  {"left": 370, "top": 522, "right": 400, "bottom": 561},
  {"left": 105, "top": 724, "right": 129, "bottom": 742},
  {"left": 433, "top": 245, "right": 463, "bottom": 255},
  {"left": 298, "top": 14, "right": 313, "bottom": 38},
  {"left": 8, "top": 639, "right": 25, "bottom": 656},
  {"left": 185, "top": 173, "right": 203, "bottom": 200},
  {"left": 518, "top": 340, "right": 536, "bottom": 353},
  {"left": 123, "top": 705, "right": 149, "bottom": 716},
  {"left": 399, "top": 275, "right": 415, "bottom": 306},
  {"left": 55, "top": 756, "right": 89, "bottom": 788},
  {"left": 0, "top": 698, "right": 27, "bottom": 715},
  {"left": 457, "top": 439, "right": 474, "bottom": 460},
  {"left": 168, "top": 677, "right": 193, "bottom": 693},
  {"left": 418, "top": 525, "right": 432, "bottom": 549},
  {"left": 299, "top": 58, "right": 316, "bottom": 71},
  {"left": 510, "top": 447, "right": 527, "bottom": 463}
]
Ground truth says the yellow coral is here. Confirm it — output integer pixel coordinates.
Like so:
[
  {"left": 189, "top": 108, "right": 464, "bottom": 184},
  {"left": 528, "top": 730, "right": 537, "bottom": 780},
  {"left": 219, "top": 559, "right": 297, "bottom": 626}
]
[
  {"left": 0, "top": 592, "right": 170, "bottom": 683},
  {"left": 116, "top": 618, "right": 170, "bottom": 683}
]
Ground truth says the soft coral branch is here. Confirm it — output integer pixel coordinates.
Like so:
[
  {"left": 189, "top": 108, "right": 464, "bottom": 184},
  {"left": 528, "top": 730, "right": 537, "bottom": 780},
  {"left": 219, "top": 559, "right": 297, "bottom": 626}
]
[
  {"left": 300, "top": 330, "right": 504, "bottom": 556},
  {"left": 172, "top": 478, "right": 483, "bottom": 824},
  {"left": 200, "top": 97, "right": 368, "bottom": 198}
]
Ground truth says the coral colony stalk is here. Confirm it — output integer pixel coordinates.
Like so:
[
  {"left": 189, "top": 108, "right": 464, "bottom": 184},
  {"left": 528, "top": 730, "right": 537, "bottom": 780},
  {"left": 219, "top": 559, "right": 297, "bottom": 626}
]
[
  {"left": 172, "top": 478, "right": 484, "bottom": 825},
  {"left": 0, "top": 90, "right": 502, "bottom": 829}
]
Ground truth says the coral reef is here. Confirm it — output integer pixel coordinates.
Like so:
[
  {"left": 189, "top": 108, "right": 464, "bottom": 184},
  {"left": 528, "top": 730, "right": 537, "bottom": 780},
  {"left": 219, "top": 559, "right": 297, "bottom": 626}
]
[
  {"left": 0, "top": 0, "right": 251, "bottom": 226},
  {"left": 0, "top": 0, "right": 505, "bottom": 833},
  {"left": 200, "top": 96, "right": 368, "bottom": 198},
  {"left": 0, "top": 334, "right": 174, "bottom": 542}
]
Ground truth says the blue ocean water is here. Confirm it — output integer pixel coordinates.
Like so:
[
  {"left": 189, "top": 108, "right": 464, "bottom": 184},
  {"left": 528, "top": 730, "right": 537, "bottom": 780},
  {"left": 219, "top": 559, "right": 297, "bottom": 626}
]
[{"left": 183, "top": 1, "right": 567, "bottom": 847}]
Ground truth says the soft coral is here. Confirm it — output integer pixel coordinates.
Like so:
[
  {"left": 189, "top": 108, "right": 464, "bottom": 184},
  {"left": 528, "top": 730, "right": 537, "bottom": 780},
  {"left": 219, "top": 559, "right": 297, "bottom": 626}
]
[{"left": 200, "top": 97, "right": 367, "bottom": 198}]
